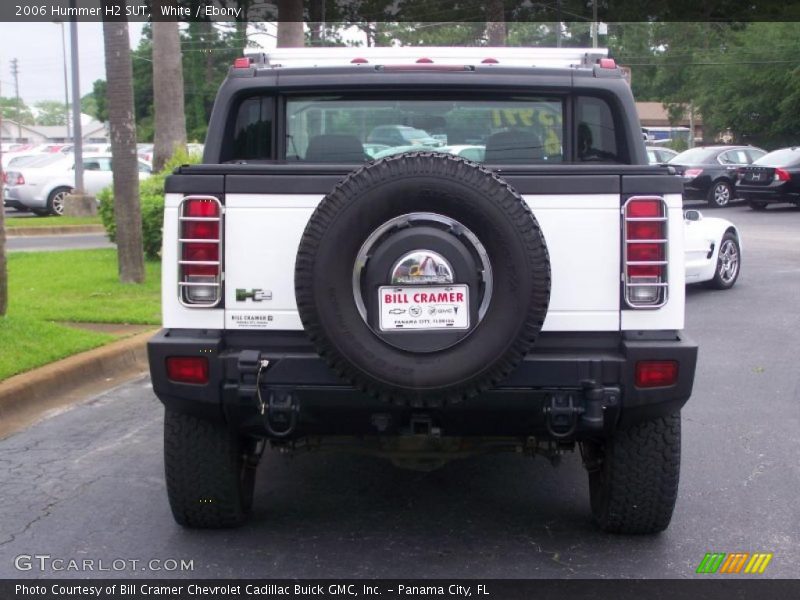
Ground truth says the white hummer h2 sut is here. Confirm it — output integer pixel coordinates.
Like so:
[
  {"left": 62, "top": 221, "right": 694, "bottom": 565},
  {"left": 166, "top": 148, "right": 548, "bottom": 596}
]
[{"left": 148, "top": 47, "right": 697, "bottom": 533}]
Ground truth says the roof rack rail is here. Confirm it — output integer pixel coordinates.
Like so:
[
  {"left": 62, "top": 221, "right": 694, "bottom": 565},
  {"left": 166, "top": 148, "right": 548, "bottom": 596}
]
[{"left": 244, "top": 47, "right": 609, "bottom": 70}]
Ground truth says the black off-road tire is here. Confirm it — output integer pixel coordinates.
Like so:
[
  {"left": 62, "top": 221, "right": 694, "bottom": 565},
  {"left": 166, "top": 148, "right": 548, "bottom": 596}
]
[
  {"left": 583, "top": 412, "right": 681, "bottom": 534},
  {"left": 164, "top": 409, "right": 257, "bottom": 528},
  {"left": 295, "top": 152, "right": 551, "bottom": 406}
]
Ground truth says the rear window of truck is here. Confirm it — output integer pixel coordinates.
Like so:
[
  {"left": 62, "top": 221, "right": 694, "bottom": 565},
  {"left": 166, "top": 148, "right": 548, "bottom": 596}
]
[
  {"left": 285, "top": 96, "right": 565, "bottom": 164},
  {"left": 222, "top": 93, "right": 625, "bottom": 164}
]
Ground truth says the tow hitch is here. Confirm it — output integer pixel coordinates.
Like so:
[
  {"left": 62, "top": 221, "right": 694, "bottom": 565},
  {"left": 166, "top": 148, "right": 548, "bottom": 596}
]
[
  {"left": 236, "top": 352, "right": 299, "bottom": 438},
  {"left": 543, "top": 382, "right": 621, "bottom": 438}
]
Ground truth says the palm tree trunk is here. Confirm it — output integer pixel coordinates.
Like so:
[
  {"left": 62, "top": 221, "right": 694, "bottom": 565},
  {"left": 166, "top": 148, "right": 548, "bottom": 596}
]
[
  {"left": 486, "top": 0, "right": 507, "bottom": 46},
  {"left": 277, "top": 0, "right": 305, "bottom": 47},
  {"left": 102, "top": 4, "right": 145, "bottom": 284},
  {"left": 152, "top": 4, "right": 187, "bottom": 171}
]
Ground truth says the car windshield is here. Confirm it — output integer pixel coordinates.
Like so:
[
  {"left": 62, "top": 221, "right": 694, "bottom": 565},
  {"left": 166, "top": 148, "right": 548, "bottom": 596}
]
[
  {"left": 753, "top": 148, "right": 800, "bottom": 167},
  {"left": 285, "top": 96, "right": 564, "bottom": 164},
  {"left": 671, "top": 147, "right": 720, "bottom": 164}
]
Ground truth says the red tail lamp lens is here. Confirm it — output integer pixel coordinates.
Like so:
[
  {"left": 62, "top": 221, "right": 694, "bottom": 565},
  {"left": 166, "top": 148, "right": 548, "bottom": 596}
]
[
  {"left": 183, "top": 220, "right": 219, "bottom": 239},
  {"left": 627, "top": 199, "right": 663, "bottom": 218},
  {"left": 166, "top": 357, "right": 209, "bottom": 384},
  {"left": 627, "top": 221, "right": 664, "bottom": 240},
  {"left": 628, "top": 243, "right": 664, "bottom": 262},
  {"left": 183, "top": 199, "right": 219, "bottom": 217},
  {"left": 635, "top": 361, "right": 678, "bottom": 388}
]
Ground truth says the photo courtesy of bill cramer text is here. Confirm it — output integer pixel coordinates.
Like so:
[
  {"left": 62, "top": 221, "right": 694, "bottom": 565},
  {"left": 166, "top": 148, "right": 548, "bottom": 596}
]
[{"left": 12, "top": 582, "right": 491, "bottom": 599}]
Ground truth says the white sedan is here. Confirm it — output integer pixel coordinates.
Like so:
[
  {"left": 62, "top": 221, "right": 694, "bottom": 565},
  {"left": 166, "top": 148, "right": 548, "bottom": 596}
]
[
  {"left": 3, "top": 153, "right": 152, "bottom": 216},
  {"left": 684, "top": 209, "right": 741, "bottom": 289}
]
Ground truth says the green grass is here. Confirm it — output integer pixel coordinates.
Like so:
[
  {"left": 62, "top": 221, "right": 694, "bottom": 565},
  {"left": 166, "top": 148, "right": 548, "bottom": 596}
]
[
  {"left": 0, "top": 316, "right": 114, "bottom": 381},
  {"left": 0, "top": 249, "right": 161, "bottom": 380},
  {"left": 5, "top": 215, "right": 102, "bottom": 228}
]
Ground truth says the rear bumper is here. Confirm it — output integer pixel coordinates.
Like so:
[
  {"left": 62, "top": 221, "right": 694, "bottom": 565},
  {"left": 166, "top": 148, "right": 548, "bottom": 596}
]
[
  {"left": 737, "top": 183, "right": 798, "bottom": 203},
  {"left": 148, "top": 330, "right": 698, "bottom": 440}
]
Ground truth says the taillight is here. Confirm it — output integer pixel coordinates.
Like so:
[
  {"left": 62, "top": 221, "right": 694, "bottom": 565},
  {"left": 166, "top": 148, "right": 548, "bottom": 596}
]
[
  {"left": 5, "top": 171, "right": 23, "bottom": 185},
  {"left": 166, "top": 356, "right": 209, "bottom": 385},
  {"left": 635, "top": 360, "right": 678, "bottom": 388},
  {"left": 684, "top": 168, "right": 703, "bottom": 179},
  {"left": 774, "top": 168, "right": 790, "bottom": 181},
  {"left": 623, "top": 197, "right": 668, "bottom": 308},
  {"left": 178, "top": 196, "right": 223, "bottom": 307}
]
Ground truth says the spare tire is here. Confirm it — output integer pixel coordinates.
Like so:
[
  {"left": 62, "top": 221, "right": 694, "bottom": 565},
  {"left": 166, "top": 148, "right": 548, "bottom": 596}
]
[{"left": 295, "top": 152, "right": 550, "bottom": 405}]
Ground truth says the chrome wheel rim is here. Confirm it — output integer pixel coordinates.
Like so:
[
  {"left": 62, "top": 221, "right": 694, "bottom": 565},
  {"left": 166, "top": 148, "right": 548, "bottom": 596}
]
[
  {"left": 718, "top": 239, "right": 739, "bottom": 283},
  {"left": 714, "top": 184, "right": 730, "bottom": 206},
  {"left": 352, "top": 212, "right": 493, "bottom": 327},
  {"left": 52, "top": 190, "right": 70, "bottom": 215}
]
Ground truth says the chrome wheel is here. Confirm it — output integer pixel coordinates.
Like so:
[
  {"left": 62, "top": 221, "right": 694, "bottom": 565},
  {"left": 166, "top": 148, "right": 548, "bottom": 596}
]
[
  {"left": 352, "top": 212, "right": 494, "bottom": 328},
  {"left": 50, "top": 188, "right": 71, "bottom": 216},
  {"left": 713, "top": 183, "right": 731, "bottom": 207},
  {"left": 718, "top": 239, "right": 739, "bottom": 284}
]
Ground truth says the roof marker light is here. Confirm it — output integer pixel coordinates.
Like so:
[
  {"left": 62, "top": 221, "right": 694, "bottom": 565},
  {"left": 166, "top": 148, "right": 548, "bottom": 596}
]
[
  {"left": 599, "top": 58, "right": 616, "bottom": 69},
  {"left": 351, "top": 57, "right": 368, "bottom": 64},
  {"left": 416, "top": 57, "right": 434, "bottom": 64},
  {"left": 233, "top": 57, "right": 251, "bottom": 68},
  {"left": 482, "top": 57, "right": 499, "bottom": 64}
]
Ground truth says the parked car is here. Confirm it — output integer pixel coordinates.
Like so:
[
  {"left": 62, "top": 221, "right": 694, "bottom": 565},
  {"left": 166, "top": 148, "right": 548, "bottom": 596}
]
[
  {"left": 736, "top": 147, "right": 800, "bottom": 210},
  {"left": 371, "top": 144, "right": 487, "bottom": 162},
  {"left": 367, "top": 125, "right": 443, "bottom": 148},
  {"left": 4, "top": 153, "right": 152, "bottom": 216},
  {"left": 440, "top": 145, "right": 486, "bottom": 162},
  {"left": 646, "top": 146, "right": 678, "bottom": 165},
  {"left": 363, "top": 143, "right": 390, "bottom": 158},
  {"left": 137, "top": 143, "right": 154, "bottom": 163},
  {"left": 150, "top": 46, "right": 698, "bottom": 534},
  {"left": 683, "top": 209, "right": 741, "bottom": 289},
  {"left": 670, "top": 145, "right": 767, "bottom": 208}
]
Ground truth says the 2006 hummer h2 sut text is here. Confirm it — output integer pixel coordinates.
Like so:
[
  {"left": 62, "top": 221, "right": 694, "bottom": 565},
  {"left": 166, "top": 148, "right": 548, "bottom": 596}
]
[{"left": 148, "top": 47, "right": 697, "bottom": 533}]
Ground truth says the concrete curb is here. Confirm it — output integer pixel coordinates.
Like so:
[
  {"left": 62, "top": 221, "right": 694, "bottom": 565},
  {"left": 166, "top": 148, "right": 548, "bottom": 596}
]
[
  {"left": 6, "top": 224, "right": 106, "bottom": 237},
  {"left": 0, "top": 329, "right": 156, "bottom": 438}
]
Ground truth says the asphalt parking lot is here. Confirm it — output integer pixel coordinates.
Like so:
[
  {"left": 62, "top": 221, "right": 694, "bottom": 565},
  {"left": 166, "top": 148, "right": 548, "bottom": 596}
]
[{"left": 0, "top": 204, "right": 798, "bottom": 579}]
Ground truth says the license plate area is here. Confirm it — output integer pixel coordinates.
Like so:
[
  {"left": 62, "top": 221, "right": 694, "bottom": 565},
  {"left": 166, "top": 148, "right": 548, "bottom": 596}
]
[{"left": 378, "top": 285, "right": 470, "bottom": 331}]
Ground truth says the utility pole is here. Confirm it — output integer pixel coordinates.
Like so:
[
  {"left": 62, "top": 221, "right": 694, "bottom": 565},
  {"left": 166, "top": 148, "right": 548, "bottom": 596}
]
[
  {"left": 592, "top": 0, "right": 598, "bottom": 48},
  {"left": 57, "top": 21, "right": 71, "bottom": 140},
  {"left": 69, "top": 14, "right": 83, "bottom": 193},
  {"left": 10, "top": 58, "right": 21, "bottom": 140},
  {"left": 689, "top": 102, "right": 695, "bottom": 148}
]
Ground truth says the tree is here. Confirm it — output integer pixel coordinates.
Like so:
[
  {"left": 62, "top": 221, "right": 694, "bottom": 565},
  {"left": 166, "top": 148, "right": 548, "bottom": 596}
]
[
  {"left": 0, "top": 97, "right": 34, "bottom": 125},
  {"left": 33, "top": 100, "right": 69, "bottom": 126},
  {"left": 102, "top": 3, "right": 145, "bottom": 284},
  {"left": 486, "top": 0, "right": 507, "bottom": 46},
  {"left": 277, "top": 0, "right": 304, "bottom": 47},
  {"left": 152, "top": 3, "right": 187, "bottom": 172}
]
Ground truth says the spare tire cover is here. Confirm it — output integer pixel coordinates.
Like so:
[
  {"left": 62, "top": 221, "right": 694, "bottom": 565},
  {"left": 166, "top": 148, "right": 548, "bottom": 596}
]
[{"left": 295, "top": 152, "right": 550, "bottom": 405}]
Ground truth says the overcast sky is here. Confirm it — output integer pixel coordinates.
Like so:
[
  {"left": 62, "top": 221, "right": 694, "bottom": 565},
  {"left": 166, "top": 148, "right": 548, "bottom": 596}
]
[
  {"left": 0, "top": 22, "right": 148, "bottom": 105},
  {"left": 0, "top": 21, "right": 365, "bottom": 108}
]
